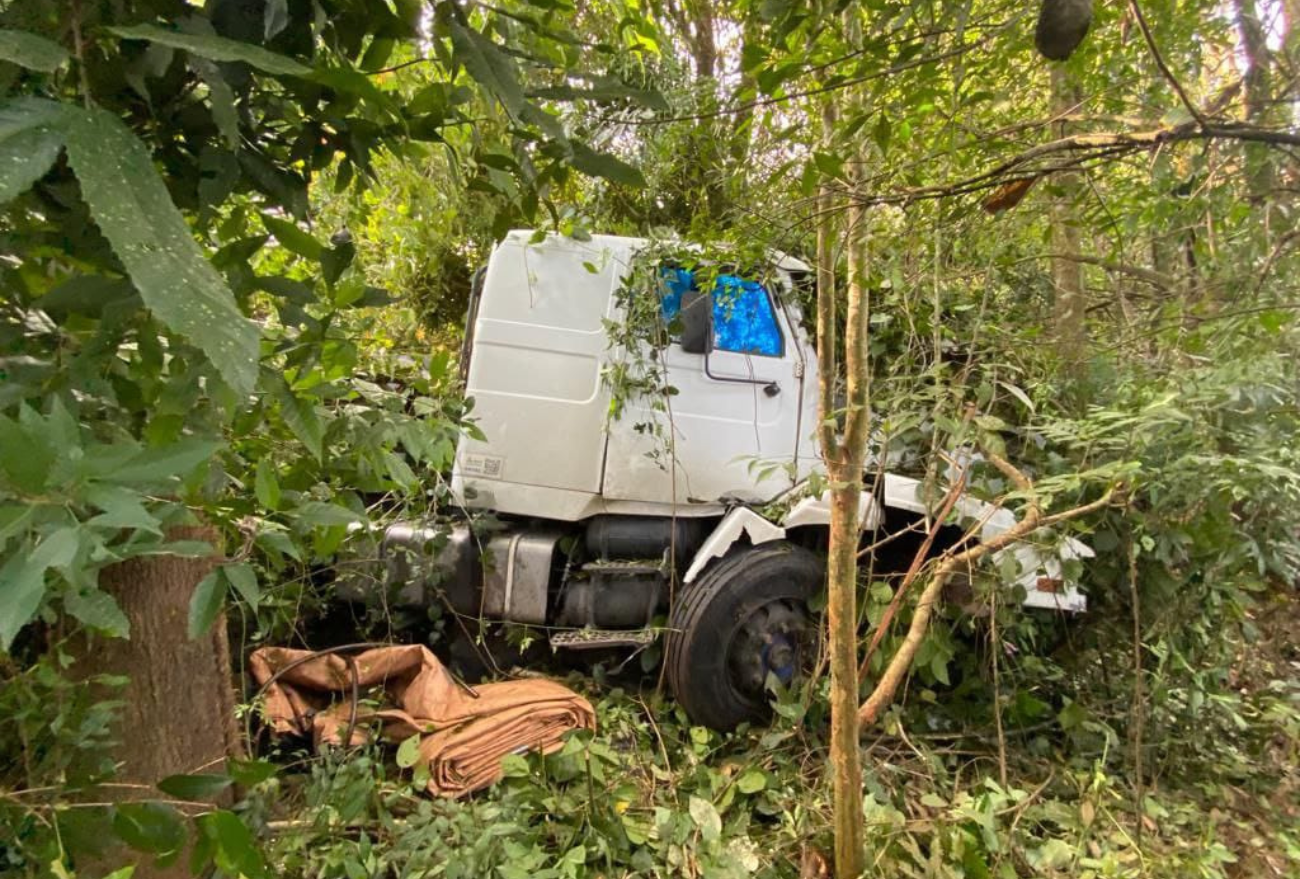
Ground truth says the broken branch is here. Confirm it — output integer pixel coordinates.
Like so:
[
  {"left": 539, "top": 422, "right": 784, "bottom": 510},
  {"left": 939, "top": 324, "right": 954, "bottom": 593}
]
[{"left": 857, "top": 464, "right": 1116, "bottom": 727}]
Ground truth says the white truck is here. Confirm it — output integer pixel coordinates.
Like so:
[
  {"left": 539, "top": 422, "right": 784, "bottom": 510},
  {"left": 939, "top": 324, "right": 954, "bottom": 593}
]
[{"left": 347, "top": 230, "right": 1091, "bottom": 731}]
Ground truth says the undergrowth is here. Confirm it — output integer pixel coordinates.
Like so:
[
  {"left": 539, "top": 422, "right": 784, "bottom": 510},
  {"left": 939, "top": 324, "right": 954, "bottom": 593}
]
[{"left": 243, "top": 596, "right": 1299, "bottom": 879}]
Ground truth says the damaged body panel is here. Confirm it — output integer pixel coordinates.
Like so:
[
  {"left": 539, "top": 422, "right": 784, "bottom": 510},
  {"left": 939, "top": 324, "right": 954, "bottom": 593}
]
[{"left": 340, "top": 231, "right": 1099, "bottom": 730}]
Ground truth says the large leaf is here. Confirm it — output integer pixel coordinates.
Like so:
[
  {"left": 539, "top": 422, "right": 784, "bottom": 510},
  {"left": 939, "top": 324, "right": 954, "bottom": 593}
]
[
  {"left": 223, "top": 562, "right": 259, "bottom": 609},
  {"left": 0, "top": 97, "right": 66, "bottom": 204},
  {"left": 63, "top": 105, "right": 259, "bottom": 395},
  {"left": 0, "top": 29, "right": 69, "bottom": 72},
  {"left": 190, "top": 59, "right": 241, "bottom": 151},
  {"left": 449, "top": 20, "right": 526, "bottom": 118},
  {"left": 261, "top": 213, "right": 323, "bottom": 260},
  {"left": 107, "top": 437, "right": 222, "bottom": 486},
  {"left": 530, "top": 80, "right": 669, "bottom": 112},
  {"left": 269, "top": 377, "right": 324, "bottom": 459},
  {"left": 113, "top": 802, "right": 186, "bottom": 857},
  {"left": 108, "top": 24, "right": 310, "bottom": 77},
  {"left": 64, "top": 588, "right": 131, "bottom": 638},
  {"left": 449, "top": 18, "right": 564, "bottom": 140},
  {"left": 570, "top": 142, "right": 645, "bottom": 187},
  {"left": 0, "top": 525, "right": 80, "bottom": 649},
  {"left": 0, "top": 409, "right": 56, "bottom": 493},
  {"left": 0, "top": 126, "right": 63, "bottom": 204},
  {"left": 0, "top": 551, "right": 48, "bottom": 650},
  {"left": 187, "top": 568, "right": 226, "bottom": 638},
  {"left": 198, "top": 810, "right": 267, "bottom": 879},
  {"left": 157, "top": 773, "right": 233, "bottom": 801},
  {"left": 295, "top": 502, "right": 366, "bottom": 528},
  {"left": 37, "top": 276, "right": 139, "bottom": 318}
]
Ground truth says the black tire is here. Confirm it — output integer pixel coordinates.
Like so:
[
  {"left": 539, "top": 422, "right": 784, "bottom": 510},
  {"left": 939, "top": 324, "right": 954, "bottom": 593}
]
[{"left": 665, "top": 542, "right": 824, "bottom": 731}]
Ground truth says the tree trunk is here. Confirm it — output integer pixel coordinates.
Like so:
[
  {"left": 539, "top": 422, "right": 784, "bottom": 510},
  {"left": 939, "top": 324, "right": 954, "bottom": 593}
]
[
  {"left": 1234, "top": 0, "right": 1275, "bottom": 205},
  {"left": 818, "top": 161, "right": 869, "bottom": 879},
  {"left": 1049, "top": 65, "right": 1088, "bottom": 366},
  {"left": 76, "top": 525, "right": 242, "bottom": 879}
]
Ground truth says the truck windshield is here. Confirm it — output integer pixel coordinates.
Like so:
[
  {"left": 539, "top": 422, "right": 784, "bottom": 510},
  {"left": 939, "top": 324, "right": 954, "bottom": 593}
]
[{"left": 658, "top": 267, "right": 784, "bottom": 357}]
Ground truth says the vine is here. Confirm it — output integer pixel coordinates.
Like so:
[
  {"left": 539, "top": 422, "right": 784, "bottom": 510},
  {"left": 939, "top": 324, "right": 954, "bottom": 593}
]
[{"left": 600, "top": 235, "right": 791, "bottom": 471}]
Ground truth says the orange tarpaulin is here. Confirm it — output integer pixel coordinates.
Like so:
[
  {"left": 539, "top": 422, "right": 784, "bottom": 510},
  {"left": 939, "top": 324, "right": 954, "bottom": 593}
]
[{"left": 248, "top": 644, "right": 596, "bottom": 797}]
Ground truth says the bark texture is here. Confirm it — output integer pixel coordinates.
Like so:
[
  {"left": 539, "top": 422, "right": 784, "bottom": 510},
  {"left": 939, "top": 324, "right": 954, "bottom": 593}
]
[
  {"left": 1049, "top": 65, "right": 1088, "bottom": 364},
  {"left": 1235, "top": 0, "right": 1275, "bottom": 204},
  {"left": 76, "top": 525, "right": 241, "bottom": 879},
  {"left": 816, "top": 163, "right": 868, "bottom": 879}
]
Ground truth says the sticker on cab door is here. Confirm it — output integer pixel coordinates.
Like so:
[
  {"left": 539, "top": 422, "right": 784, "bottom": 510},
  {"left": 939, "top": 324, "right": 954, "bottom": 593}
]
[{"left": 460, "top": 453, "right": 505, "bottom": 479}]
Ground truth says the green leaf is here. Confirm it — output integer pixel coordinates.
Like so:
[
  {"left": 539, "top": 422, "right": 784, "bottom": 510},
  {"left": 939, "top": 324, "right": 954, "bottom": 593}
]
[
  {"left": 113, "top": 802, "right": 186, "bottom": 856},
  {"left": 530, "top": 80, "right": 669, "bottom": 112},
  {"left": 191, "top": 59, "right": 241, "bottom": 151},
  {"left": 500, "top": 753, "right": 530, "bottom": 778},
  {"left": 228, "top": 758, "right": 277, "bottom": 787},
  {"left": 0, "top": 98, "right": 67, "bottom": 205},
  {"left": 1057, "top": 699, "right": 1088, "bottom": 731},
  {"left": 86, "top": 484, "right": 163, "bottom": 535},
  {"left": 0, "top": 29, "right": 70, "bottom": 72},
  {"left": 64, "top": 588, "right": 130, "bottom": 638},
  {"left": 0, "top": 122, "right": 63, "bottom": 205},
  {"left": 223, "top": 562, "right": 259, "bottom": 609},
  {"left": 570, "top": 142, "right": 644, "bottom": 187},
  {"left": 0, "top": 552, "right": 49, "bottom": 650},
  {"left": 187, "top": 568, "right": 226, "bottom": 639},
  {"left": 449, "top": 20, "right": 527, "bottom": 118},
  {"left": 736, "top": 769, "right": 766, "bottom": 794},
  {"left": 270, "top": 378, "right": 324, "bottom": 459},
  {"left": 62, "top": 104, "right": 259, "bottom": 394},
  {"left": 262, "top": 213, "right": 323, "bottom": 260},
  {"left": 254, "top": 459, "right": 281, "bottom": 511},
  {"left": 687, "top": 796, "right": 721, "bottom": 842},
  {"left": 295, "top": 502, "right": 366, "bottom": 528},
  {"left": 396, "top": 733, "right": 422, "bottom": 768},
  {"left": 157, "top": 773, "right": 234, "bottom": 801},
  {"left": 929, "top": 652, "right": 950, "bottom": 685},
  {"left": 0, "top": 525, "right": 82, "bottom": 648},
  {"left": 320, "top": 239, "right": 356, "bottom": 286},
  {"left": 263, "top": 0, "right": 290, "bottom": 40},
  {"left": 0, "top": 505, "right": 32, "bottom": 546},
  {"left": 37, "top": 276, "right": 138, "bottom": 318},
  {"left": 108, "top": 438, "right": 222, "bottom": 485},
  {"left": 108, "top": 24, "right": 309, "bottom": 77},
  {"left": 998, "top": 380, "right": 1035, "bottom": 413},
  {"left": 197, "top": 810, "right": 267, "bottom": 879},
  {"left": 449, "top": 22, "right": 561, "bottom": 141},
  {"left": 0, "top": 410, "right": 56, "bottom": 493}
]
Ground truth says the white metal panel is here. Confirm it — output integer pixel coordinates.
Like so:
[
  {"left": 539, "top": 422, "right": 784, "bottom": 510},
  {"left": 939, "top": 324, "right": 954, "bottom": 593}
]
[
  {"left": 454, "top": 231, "right": 640, "bottom": 515},
  {"left": 602, "top": 279, "right": 806, "bottom": 506},
  {"left": 683, "top": 508, "right": 787, "bottom": 583}
]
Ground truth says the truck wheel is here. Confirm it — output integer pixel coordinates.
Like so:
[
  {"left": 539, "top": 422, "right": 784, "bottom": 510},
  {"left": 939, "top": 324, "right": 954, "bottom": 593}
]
[{"left": 665, "top": 542, "right": 823, "bottom": 731}]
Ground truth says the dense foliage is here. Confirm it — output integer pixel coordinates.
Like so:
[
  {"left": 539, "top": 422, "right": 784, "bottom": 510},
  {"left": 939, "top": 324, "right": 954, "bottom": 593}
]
[{"left": 2, "top": 0, "right": 1298, "bottom": 876}]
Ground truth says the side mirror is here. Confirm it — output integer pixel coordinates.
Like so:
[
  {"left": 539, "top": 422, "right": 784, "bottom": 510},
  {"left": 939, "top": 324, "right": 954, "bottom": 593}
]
[{"left": 679, "top": 287, "right": 712, "bottom": 354}]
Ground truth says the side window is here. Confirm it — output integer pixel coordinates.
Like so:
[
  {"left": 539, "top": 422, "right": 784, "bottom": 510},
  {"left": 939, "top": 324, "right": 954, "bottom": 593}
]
[
  {"left": 711, "top": 274, "right": 783, "bottom": 356},
  {"left": 658, "top": 266, "right": 692, "bottom": 324},
  {"left": 656, "top": 267, "right": 784, "bottom": 357}
]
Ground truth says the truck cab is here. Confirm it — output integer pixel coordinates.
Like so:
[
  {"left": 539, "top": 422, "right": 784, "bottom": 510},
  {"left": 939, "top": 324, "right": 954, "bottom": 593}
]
[
  {"left": 453, "top": 231, "right": 819, "bottom": 518},
  {"left": 347, "top": 231, "right": 1091, "bottom": 731}
]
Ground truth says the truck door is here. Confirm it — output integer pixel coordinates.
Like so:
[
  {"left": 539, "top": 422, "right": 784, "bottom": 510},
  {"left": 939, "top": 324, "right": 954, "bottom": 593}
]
[{"left": 602, "top": 267, "right": 808, "bottom": 507}]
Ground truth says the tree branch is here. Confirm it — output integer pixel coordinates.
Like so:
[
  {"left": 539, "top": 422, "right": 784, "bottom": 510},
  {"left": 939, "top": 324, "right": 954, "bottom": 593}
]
[
  {"left": 857, "top": 467, "right": 1117, "bottom": 727},
  {"left": 1128, "top": 0, "right": 1208, "bottom": 127}
]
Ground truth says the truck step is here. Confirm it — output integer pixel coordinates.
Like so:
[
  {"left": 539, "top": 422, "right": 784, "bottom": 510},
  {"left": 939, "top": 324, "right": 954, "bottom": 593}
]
[
  {"left": 549, "top": 628, "right": 658, "bottom": 651},
  {"left": 579, "top": 559, "right": 665, "bottom": 575}
]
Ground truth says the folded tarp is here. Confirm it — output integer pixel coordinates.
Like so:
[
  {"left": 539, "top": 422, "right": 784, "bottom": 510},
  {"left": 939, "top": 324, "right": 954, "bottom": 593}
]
[{"left": 248, "top": 644, "right": 596, "bottom": 797}]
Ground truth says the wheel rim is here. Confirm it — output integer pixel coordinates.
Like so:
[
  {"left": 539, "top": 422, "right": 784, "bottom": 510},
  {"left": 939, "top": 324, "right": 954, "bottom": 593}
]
[{"left": 726, "top": 599, "right": 815, "bottom": 701}]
